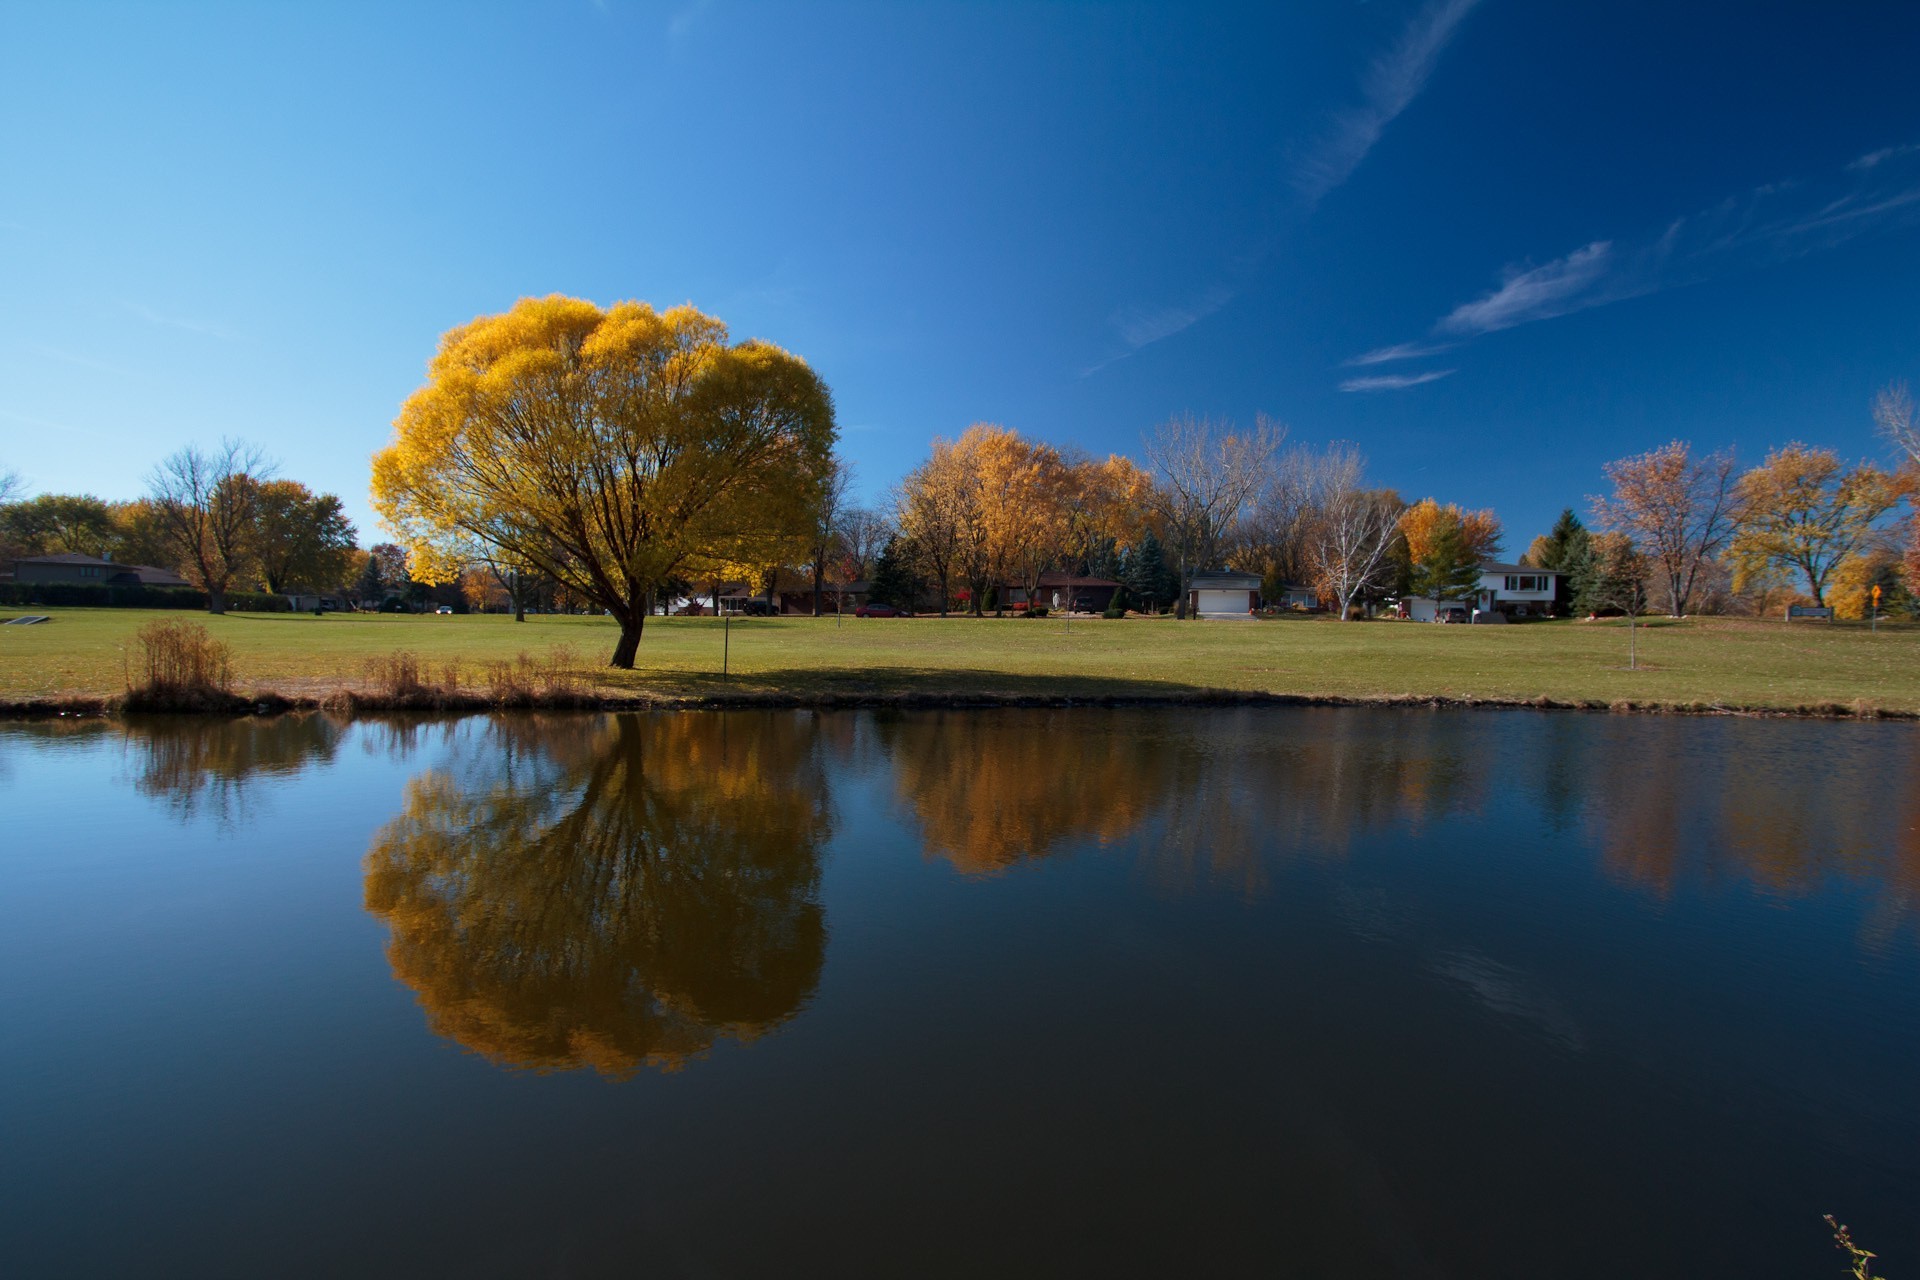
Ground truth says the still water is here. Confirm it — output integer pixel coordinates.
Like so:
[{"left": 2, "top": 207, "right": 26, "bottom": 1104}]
[{"left": 1, "top": 708, "right": 1915, "bottom": 1277}]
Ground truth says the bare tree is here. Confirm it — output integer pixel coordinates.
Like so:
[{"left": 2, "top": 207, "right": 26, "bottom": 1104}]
[
  {"left": 0, "top": 466, "right": 23, "bottom": 505},
  {"left": 835, "top": 504, "right": 894, "bottom": 583},
  {"left": 148, "top": 440, "right": 273, "bottom": 614},
  {"left": 1144, "top": 413, "right": 1282, "bottom": 618},
  {"left": 1874, "top": 381, "right": 1920, "bottom": 467},
  {"left": 1301, "top": 444, "right": 1404, "bottom": 620},
  {"left": 1590, "top": 441, "right": 1741, "bottom": 617},
  {"left": 805, "top": 458, "right": 854, "bottom": 615},
  {"left": 1239, "top": 445, "right": 1320, "bottom": 589}
]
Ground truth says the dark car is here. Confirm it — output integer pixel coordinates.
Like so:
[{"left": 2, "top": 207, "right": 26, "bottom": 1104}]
[{"left": 854, "top": 602, "right": 911, "bottom": 617}]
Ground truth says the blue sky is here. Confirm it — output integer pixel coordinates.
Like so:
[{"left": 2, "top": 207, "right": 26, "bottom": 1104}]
[{"left": 3, "top": 0, "right": 1918, "bottom": 549}]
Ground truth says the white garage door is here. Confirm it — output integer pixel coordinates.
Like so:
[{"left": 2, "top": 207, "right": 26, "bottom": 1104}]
[{"left": 1195, "top": 589, "right": 1248, "bottom": 617}]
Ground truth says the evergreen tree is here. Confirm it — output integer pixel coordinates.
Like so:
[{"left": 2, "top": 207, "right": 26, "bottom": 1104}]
[
  {"left": 1532, "top": 508, "right": 1587, "bottom": 614},
  {"left": 355, "top": 553, "right": 384, "bottom": 607},
  {"left": 1103, "top": 584, "right": 1130, "bottom": 619},
  {"left": 1561, "top": 528, "right": 1600, "bottom": 615},
  {"left": 1409, "top": 521, "right": 1482, "bottom": 604},
  {"left": 868, "top": 536, "right": 922, "bottom": 609},
  {"left": 1086, "top": 536, "right": 1122, "bottom": 582},
  {"left": 1125, "top": 531, "right": 1177, "bottom": 613},
  {"left": 1533, "top": 509, "right": 1585, "bottom": 568}
]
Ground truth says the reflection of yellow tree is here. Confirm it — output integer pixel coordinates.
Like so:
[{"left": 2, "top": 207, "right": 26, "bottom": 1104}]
[{"left": 363, "top": 712, "right": 831, "bottom": 1078}]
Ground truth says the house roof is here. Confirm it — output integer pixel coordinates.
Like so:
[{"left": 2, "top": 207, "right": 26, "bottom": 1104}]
[
  {"left": 16, "top": 552, "right": 117, "bottom": 567},
  {"left": 1034, "top": 573, "right": 1120, "bottom": 588},
  {"left": 121, "top": 565, "right": 192, "bottom": 587},
  {"left": 1480, "top": 561, "right": 1563, "bottom": 576},
  {"left": 1188, "top": 571, "right": 1262, "bottom": 589}
]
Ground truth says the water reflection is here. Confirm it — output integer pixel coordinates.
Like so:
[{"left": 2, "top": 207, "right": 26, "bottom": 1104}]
[
  {"left": 0, "top": 714, "right": 343, "bottom": 821},
  {"left": 876, "top": 710, "right": 1498, "bottom": 895},
  {"left": 360, "top": 713, "right": 831, "bottom": 1078}
]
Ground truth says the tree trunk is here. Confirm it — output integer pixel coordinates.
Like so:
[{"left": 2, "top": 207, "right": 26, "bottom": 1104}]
[
  {"left": 812, "top": 561, "right": 824, "bottom": 616},
  {"left": 512, "top": 571, "right": 526, "bottom": 623},
  {"left": 208, "top": 586, "right": 227, "bottom": 615},
  {"left": 610, "top": 623, "right": 641, "bottom": 669}
]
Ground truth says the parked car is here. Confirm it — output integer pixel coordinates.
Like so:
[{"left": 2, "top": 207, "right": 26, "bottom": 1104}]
[
  {"left": 854, "top": 602, "right": 911, "bottom": 617},
  {"left": 728, "top": 599, "right": 777, "bottom": 617},
  {"left": 1435, "top": 605, "right": 1469, "bottom": 623},
  {"left": 435, "top": 605, "right": 454, "bottom": 615}
]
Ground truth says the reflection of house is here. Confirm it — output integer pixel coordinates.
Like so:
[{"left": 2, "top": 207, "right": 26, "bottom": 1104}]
[
  {"left": 1005, "top": 573, "right": 1121, "bottom": 613},
  {"left": 1187, "top": 570, "right": 1262, "bottom": 618},
  {"left": 1398, "top": 562, "right": 1563, "bottom": 621},
  {"left": 10, "top": 553, "right": 191, "bottom": 588}
]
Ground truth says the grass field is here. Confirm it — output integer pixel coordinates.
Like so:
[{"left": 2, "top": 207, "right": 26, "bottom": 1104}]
[{"left": 1, "top": 606, "right": 1915, "bottom": 714}]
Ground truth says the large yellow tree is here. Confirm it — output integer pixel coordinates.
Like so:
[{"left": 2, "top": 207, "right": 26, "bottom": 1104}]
[
  {"left": 371, "top": 296, "right": 836, "bottom": 666},
  {"left": 1728, "top": 444, "right": 1905, "bottom": 607}
]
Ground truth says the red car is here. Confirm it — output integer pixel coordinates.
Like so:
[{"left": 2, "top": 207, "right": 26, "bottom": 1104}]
[{"left": 854, "top": 602, "right": 912, "bottom": 617}]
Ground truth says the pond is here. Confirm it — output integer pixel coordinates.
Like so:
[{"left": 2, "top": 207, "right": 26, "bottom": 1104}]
[{"left": 0, "top": 708, "right": 1915, "bottom": 1276}]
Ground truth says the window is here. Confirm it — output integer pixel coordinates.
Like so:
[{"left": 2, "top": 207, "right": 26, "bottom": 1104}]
[{"left": 1504, "top": 574, "right": 1546, "bottom": 592}]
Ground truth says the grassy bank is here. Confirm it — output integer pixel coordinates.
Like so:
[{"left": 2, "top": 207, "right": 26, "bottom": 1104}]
[{"left": 1, "top": 606, "right": 1916, "bottom": 717}]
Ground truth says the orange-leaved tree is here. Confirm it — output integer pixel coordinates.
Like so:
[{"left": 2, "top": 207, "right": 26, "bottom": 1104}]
[
  {"left": 1590, "top": 440, "right": 1741, "bottom": 617},
  {"left": 371, "top": 296, "right": 836, "bottom": 667},
  {"left": 1728, "top": 444, "right": 1906, "bottom": 608}
]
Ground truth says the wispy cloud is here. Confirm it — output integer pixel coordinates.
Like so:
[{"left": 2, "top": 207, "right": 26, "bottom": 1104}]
[
  {"left": 0, "top": 407, "right": 107, "bottom": 439},
  {"left": 1345, "top": 143, "right": 1920, "bottom": 370},
  {"left": 119, "top": 300, "right": 240, "bottom": 341},
  {"left": 1344, "top": 339, "right": 1456, "bottom": 366},
  {"left": 1111, "top": 285, "right": 1235, "bottom": 350},
  {"left": 1339, "top": 368, "right": 1454, "bottom": 392},
  {"left": 668, "top": 0, "right": 711, "bottom": 44},
  {"left": 26, "top": 344, "right": 133, "bottom": 377},
  {"left": 1848, "top": 143, "right": 1920, "bottom": 172},
  {"left": 1294, "top": 0, "right": 1483, "bottom": 209},
  {"left": 1436, "top": 240, "right": 1616, "bottom": 336},
  {"left": 1082, "top": 284, "right": 1235, "bottom": 376}
]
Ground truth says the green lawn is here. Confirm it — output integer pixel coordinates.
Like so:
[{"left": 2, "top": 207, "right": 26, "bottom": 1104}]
[{"left": 2, "top": 606, "right": 1915, "bottom": 713}]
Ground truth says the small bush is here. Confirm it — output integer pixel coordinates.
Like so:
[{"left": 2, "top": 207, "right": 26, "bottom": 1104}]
[
  {"left": 365, "top": 651, "right": 430, "bottom": 699},
  {"left": 133, "top": 619, "right": 233, "bottom": 693},
  {"left": 1026, "top": 605, "right": 1048, "bottom": 618}
]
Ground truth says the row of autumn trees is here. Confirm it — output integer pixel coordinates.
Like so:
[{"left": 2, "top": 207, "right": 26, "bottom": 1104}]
[
  {"left": 0, "top": 441, "right": 366, "bottom": 613},
  {"left": 876, "top": 398, "right": 1920, "bottom": 624},
  {"left": 351, "top": 294, "right": 1920, "bottom": 668},
  {"left": 878, "top": 415, "right": 1518, "bottom": 620}
]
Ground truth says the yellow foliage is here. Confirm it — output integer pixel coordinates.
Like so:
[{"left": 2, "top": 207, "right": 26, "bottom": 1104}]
[
  {"left": 370, "top": 295, "right": 836, "bottom": 665},
  {"left": 1398, "top": 497, "right": 1502, "bottom": 564}
]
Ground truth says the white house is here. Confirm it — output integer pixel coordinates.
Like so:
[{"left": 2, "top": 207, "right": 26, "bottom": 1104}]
[
  {"left": 1186, "top": 570, "right": 1262, "bottom": 618},
  {"left": 1398, "top": 561, "right": 1562, "bottom": 622}
]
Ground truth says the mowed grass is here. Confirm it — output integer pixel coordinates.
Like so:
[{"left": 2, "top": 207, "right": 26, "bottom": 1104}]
[{"left": 1, "top": 606, "right": 1916, "bottom": 712}]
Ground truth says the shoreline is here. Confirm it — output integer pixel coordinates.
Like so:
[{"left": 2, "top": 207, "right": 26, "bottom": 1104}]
[{"left": 2, "top": 686, "right": 1911, "bottom": 722}]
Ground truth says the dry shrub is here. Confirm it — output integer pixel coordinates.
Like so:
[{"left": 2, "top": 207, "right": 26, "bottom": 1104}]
[
  {"left": 482, "top": 658, "right": 533, "bottom": 704},
  {"left": 134, "top": 619, "right": 233, "bottom": 693},
  {"left": 483, "top": 645, "right": 584, "bottom": 705},
  {"left": 534, "top": 644, "right": 582, "bottom": 698},
  {"left": 365, "top": 651, "right": 429, "bottom": 700}
]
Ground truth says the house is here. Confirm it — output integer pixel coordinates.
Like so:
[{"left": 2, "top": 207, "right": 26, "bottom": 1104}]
[
  {"left": 1271, "top": 582, "right": 1321, "bottom": 610},
  {"left": 1396, "top": 561, "right": 1562, "bottom": 622},
  {"left": 1186, "top": 570, "right": 1262, "bottom": 618},
  {"left": 10, "top": 553, "right": 191, "bottom": 589},
  {"left": 1004, "top": 573, "right": 1122, "bottom": 614}
]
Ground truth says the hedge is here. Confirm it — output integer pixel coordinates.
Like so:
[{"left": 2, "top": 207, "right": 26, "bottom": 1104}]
[{"left": 0, "top": 582, "right": 293, "bottom": 611}]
